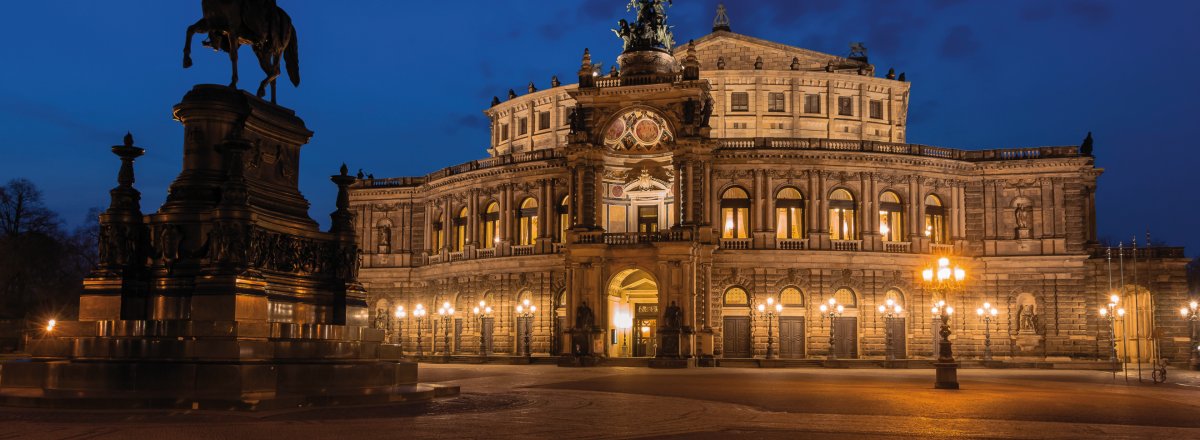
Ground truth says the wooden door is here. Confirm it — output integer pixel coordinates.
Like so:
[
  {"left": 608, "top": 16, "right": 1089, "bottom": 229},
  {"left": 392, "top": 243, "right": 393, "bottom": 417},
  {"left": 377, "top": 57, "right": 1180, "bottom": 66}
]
[
  {"left": 454, "top": 318, "right": 463, "bottom": 353},
  {"left": 481, "top": 317, "right": 494, "bottom": 354},
  {"left": 886, "top": 317, "right": 906, "bottom": 359},
  {"left": 779, "top": 317, "right": 806, "bottom": 359},
  {"left": 516, "top": 316, "right": 531, "bottom": 355},
  {"left": 833, "top": 316, "right": 858, "bottom": 359},
  {"left": 723, "top": 316, "right": 751, "bottom": 358}
]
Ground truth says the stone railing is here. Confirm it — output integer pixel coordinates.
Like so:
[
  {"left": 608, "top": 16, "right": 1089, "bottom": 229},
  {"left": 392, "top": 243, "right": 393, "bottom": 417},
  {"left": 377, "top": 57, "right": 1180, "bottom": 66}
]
[
  {"left": 448, "top": 251, "right": 465, "bottom": 262},
  {"left": 475, "top": 247, "right": 497, "bottom": 259},
  {"left": 511, "top": 245, "right": 535, "bottom": 256},
  {"left": 552, "top": 242, "right": 564, "bottom": 253},
  {"left": 931, "top": 243, "right": 954, "bottom": 254},
  {"left": 592, "top": 73, "right": 681, "bottom": 88},
  {"left": 831, "top": 240, "right": 862, "bottom": 251},
  {"left": 353, "top": 149, "right": 562, "bottom": 189},
  {"left": 575, "top": 230, "right": 686, "bottom": 245},
  {"left": 777, "top": 239, "right": 808, "bottom": 250},
  {"left": 717, "top": 138, "right": 1082, "bottom": 162},
  {"left": 883, "top": 241, "right": 912, "bottom": 253},
  {"left": 720, "top": 238, "right": 752, "bottom": 250},
  {"left": 427, "top": 253, "right": 444, "bottom": 264}
]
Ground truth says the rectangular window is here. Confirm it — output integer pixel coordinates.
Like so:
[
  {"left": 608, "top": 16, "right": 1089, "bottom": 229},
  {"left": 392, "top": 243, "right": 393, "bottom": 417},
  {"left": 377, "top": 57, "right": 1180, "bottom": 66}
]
[
  {"left": 869, "top": 100, "right": 883, "bottom": 119},
  {"left": 730, "top": 92, "right": 749, "bottom": 112},
  {"left": 768, "top": 93, "right": 786, "bottom": 112},
  {"left": 804, "top": 94, "right": 821, "bottom": 114},
  {"left": 500, "top": 124, "right": 509, "bottom": 141},
  {"left": 538, "top": 111, "right": 551, "bottom": 130},
  {"left": 837, "top": 97, "right": 853, "bottom": 116},
  {"left": 518, "top": 117, "right": 528, "bottom": 135}
]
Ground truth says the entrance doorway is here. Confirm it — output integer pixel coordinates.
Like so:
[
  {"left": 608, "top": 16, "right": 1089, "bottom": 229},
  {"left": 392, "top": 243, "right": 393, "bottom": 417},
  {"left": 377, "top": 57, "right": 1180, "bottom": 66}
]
[
  {"left": 1114, "top": 285, "right": 1154, "bottom": 362},
  {"left": 723, "top": 316, "right": 752, "bottom": 358},
  {"left": 606, "top": 268, "right": 659, "bottom": 358},
  {"left": 779, "top": 316, "right": 806, "bottom": 358},
  {"left": 832, "top": 316, "right": 858, "bottom": 359},
  {"left": 886, "top": 317, "right": 906, "bottom": 359}
]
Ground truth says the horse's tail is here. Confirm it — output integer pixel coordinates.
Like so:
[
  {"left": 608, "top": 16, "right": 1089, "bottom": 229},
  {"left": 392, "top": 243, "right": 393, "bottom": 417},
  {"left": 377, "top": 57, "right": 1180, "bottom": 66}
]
[{"left": 285, "top": 24, "right": 300, "bottom": 87}]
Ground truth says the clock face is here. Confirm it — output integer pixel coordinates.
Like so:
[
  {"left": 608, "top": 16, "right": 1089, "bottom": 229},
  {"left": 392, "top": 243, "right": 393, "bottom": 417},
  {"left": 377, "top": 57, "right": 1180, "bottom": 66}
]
[{"left": 603, "top": 108, "right": 674, "bottom": 152}]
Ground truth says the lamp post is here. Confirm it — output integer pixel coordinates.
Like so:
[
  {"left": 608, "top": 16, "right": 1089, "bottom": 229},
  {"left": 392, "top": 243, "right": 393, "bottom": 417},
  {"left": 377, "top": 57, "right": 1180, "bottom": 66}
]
[
  {"left": 878, "top": 299, "right": 903, "bottom": 361},
  {"left": 438, "top": 302, "right": 455, "bottom": 362},
  {"left": 1099, "top": 294, "right": 1125, "bottom": 378},
  {"left": 473, "top": 301, "right": 494, "bottom": 358},
  {"left": 975, "top": 302, "right": 998, "bottom": 361},
  {"left": 819, "top": 298, "right": 844, "bottom": 360},
  {"left": 516, "top": 298, "right": 537, "bottom": 360},
  {"left": 921, "top": 256, "right": 965, "bottom": 390},
  {"left": 394, "top": 305, "right": 407, "bottom": 350},
  {"left": 413, "top": 303, "right": 427, "bottom": 358},
  {"left": 615, "top": 311, "right": 633, "bottom": 357},
  {"left": 756, "top": 297, "right": 784, "bottom": 359},
  {"left": 1180, "top": 300, "right": 1198, "bottom": 370}
]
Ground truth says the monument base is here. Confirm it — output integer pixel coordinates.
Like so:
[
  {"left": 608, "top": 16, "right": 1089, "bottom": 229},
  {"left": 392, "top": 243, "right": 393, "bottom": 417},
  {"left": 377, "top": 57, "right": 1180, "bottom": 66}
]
[{"left": 934, "top": 361, "right": 960, "bottom": 389}]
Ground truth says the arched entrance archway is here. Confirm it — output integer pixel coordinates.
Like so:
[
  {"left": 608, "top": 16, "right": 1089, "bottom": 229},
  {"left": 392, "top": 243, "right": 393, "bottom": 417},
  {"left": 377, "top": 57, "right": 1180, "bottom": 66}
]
[{"left": 607, "top": 268, "right": 659, "bottom": 357}]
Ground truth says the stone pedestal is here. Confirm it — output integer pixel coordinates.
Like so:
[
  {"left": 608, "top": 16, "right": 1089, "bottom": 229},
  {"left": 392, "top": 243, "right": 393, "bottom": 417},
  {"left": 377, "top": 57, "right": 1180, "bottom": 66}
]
[
  {"left": 1015, "top": 333, "right": 1043, "bottom": 357},
  {"left": 0, "top": 85, "right": 456, "bottom": 409}
]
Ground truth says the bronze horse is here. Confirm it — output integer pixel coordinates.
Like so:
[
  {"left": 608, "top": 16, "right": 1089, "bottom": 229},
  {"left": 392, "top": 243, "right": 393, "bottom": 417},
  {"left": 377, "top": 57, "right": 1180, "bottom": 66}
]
[{"left": 183, "top": 0, "right": 299, "bottom": 103}]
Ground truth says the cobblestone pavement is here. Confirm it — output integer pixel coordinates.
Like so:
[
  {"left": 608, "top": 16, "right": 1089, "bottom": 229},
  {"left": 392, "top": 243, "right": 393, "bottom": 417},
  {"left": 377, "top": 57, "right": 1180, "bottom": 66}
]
[{"left": 0, "top": 364, "right": 1198, "bottom": 439}]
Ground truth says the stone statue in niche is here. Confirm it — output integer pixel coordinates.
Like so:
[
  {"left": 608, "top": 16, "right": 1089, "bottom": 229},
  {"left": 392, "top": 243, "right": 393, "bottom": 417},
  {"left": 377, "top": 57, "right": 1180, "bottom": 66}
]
[
  {"left": 575, "top": 300, "right": 596, "bottom": 330},
  {"left": 373, "top": 308, "right": 387, "bottom": 329},
  {"left": 1015, "top": 203, "right": 1032, "bottom": 229},
  {"left": 377, "top": 224, "right": 392, "bottom": 254},
  {"left": 1018, "top": 304, "right": 1038, "bottom": 334},
  {"left": 663, "top": 301, "right": 683, "bottom": 330}
]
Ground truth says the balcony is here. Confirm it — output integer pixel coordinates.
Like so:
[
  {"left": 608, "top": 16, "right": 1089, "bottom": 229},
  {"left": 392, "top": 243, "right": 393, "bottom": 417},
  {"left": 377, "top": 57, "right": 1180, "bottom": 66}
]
[
  {"left": 777, "top": 239, "right": 808, "bottom": 250},
  {"left": 720, "top": 238, "right": 752, "bottom": 250},
  {"left": 831, "top": 240, "right": 862, "bottom": 251},
  {"left": 576, "top": 230, "right": 687, "bottom": 245},
  {"left": 931, "top": 243, "right": 954, "bottom": 254},
  {"left": 883, "top": 242, "right": 911, "bottom": 253},
  {"left": 475, "top": 248, "right": 497, "bottom": 258},
  {"left": 448, "top": 251, "right": 465, "bottom": 262},
  {"left": 716, "top": 138, "right": 1082, "bottom": 162},
  {"left": 511, "top": 245, "right": 535, "bottom": 256},
  {"left": 427, "top": 253, "right": 444, "bottom": 264}
]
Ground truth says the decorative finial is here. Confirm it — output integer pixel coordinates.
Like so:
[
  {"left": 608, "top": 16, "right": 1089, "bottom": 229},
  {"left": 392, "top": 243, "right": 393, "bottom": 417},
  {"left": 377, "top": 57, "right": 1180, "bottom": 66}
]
[
  {"left": 886, "top": 68, "right": 896, "bottom": 80},
  {"left": 491, "top": 96, "right": 501, "bottom": 107},
  {"left": 717, "top": 57, "right": 726, "bottom": 70},
  {"left": 713, "top": 3, "right": 731, "bottom": 32},
  {"left": 581, "top": 48, "right": 592, "bottom": 68},
  {"left": 551, "top": 75, "right": 561, "bottom": 87},
  {"left": 754, "top": 56, "right": 763, "bottom": 70},
  {"left": 124, "top": 132, "right": 134, "bottom": 147},
  {"left": 528, "top": 82, "right": 537, "bottom": 93},
  {"left": 791, "top": 57, "right": 800, "bottom": 71},
  {"left": 340, "top": 163, "right": 348, "bottom": 176},
  {"left": 1080, "top": 131, "right": 1094, "bottom": 156},
  {"left": 507, "top": 89, "right": 517, "bottom": 100},
  {"left": 609, "top": 66, "right": 619, "bottom": 78},
  {"left": 682, "top": 40, "right": 700, "bottom": 81},
  {"left": 357, "top": 168, "right": 364, "bottom": 179},
  {"left": 898, "top": 72, "right": 906, "bottom": 82}
]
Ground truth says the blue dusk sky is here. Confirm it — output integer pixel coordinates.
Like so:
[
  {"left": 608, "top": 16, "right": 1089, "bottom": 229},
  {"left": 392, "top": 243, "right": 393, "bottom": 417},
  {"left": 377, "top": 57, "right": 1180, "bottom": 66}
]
[{"left": 0, "top": 1, "right": 1196, "bottom": 256}]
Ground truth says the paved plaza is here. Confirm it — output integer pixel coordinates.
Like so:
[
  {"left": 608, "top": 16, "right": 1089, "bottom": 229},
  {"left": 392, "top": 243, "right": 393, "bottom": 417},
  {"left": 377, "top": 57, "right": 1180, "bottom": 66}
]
[{"left": 0, "top": 364, "right": 1198, "bottom": 439}]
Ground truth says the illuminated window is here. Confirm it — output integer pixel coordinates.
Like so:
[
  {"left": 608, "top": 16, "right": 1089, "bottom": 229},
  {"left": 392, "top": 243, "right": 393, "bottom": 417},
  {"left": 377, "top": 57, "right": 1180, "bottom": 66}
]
[
  {"left": 924, "top": 195, "right": 948, "bottom": 244},
  {"left": 780, "top": 287, "right": 804, "bottom": 307},
  {"left": 559, "top": 196, "right": 570, "bottom": 241},
  {"left": 720, "top": 187, "right": 751, "bottom": 239},
  {"left": 878, "top": 191, "right": 905, "bottom": 242},
  {"left": 834, "top": 288, "right": 857, "bottom": 308},
  {"left": 724, "top": 287, "right": 749, "bottom": 306},
  {"left": 432, "top": 221, "right": 444, "bottom": 251},
  {"left": 775, "top": 187, "right": 805, "bottom": 239},
  {"left": 884, "top": 288, "right": 904, "bottom": 309},
  {"left": 730, "top": 92, "right": 749, "bottom": 112},
  {"left": 454, "top": 207, "right": 468, "bottom": 252},
  {"left": 768, "top": 93, "right": 786, "bottom": 112},
  {"left": 829, "top": 189, "right": 857, "bottom": 240},
  {"left": 804, "top": 94, "right": 821, "bottom": 114},
  {"left": 518, "top": 198, "right": 539, "bottom": 246},
  {"left": 837, "top": 96, "right": 853, "bottom": 116},
  {"left": 637, "top": 205, "right": 659, "bottom": 233},
  {"left": 481, "top": 202, "right": 499, "bottom": 249}
]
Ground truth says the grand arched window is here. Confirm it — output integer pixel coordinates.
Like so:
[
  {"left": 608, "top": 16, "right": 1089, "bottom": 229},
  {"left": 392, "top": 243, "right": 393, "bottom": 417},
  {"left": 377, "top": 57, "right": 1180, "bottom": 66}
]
[
  {"left": 723, "top": 287, "right": 749, "bottom": 306},
  {"left": 780, "top": 286, "right": 804, "bottom": 307},
  {"left": 481, "top": 202, "right": 500, "bottom": 248},
  {"left": 775, "top": 187, "right": 805, "bottom": 239},
  {"left": 517, "top": 198, "right": 538, "bottom": 246},
  {"left": 883, "top": 288, "right": 905, "bottom": 312},
  {"left": 559, "top": 196, "right": 570, "bottom": 241},
  {"left": 453, "top": 207, "right": 468, "bottom": 252},
  {"left": 878, "top": 191, "right": 905, "bottom": 242},
  {"left": 924, "top": 195, "right": 947, "bottom": 244},
  {"left": 721, "top": 187, "right": 751, "bottom": 239},
  {"left": 828, "top": 189, "right": 857, "bottom": 240},
  {"left": 833, "top": 288, "right": 857, "bottom": 308}
]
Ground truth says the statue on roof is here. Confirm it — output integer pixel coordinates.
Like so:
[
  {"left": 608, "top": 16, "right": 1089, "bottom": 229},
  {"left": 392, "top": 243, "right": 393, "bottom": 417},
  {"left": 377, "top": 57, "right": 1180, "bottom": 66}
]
[{"left": 613, "top": 0, "right": 676, "bottom": 52}]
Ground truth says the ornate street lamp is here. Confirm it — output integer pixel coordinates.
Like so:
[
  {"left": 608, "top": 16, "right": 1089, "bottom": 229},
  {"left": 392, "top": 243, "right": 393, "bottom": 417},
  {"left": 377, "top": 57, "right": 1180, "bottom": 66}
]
[
  {"left": 756, "top": 297, "right": 784, "bottom": 359},
  {"left": 878, "top": 299, "right": 903, "bottom": 361},
  {"left": 975, "top": 302, "right": 998, "bottom": 361},
  {"left": 394, "top": 305, "right": 407, "bottom": 349},
  {"left": 1098, "top": 294, "right": 1125, "bottom": 377},
  {"left": 819, "top": 298, "right": 844, "bottom": 360},
  {"left": 922, "top": 256, "right": 965, "bottom": 390},
  {"left": 1179, "top": 300, "right": 1198, "bottom": 370},
  {"left": 472, "top": 301, "right": 494, "bottom": 357},
  {"left": 438, "top": 302, "right": 455, "bottom": 362},
  {"left": 413, "top": 303, "right": 427, "bottom": 358},
  {"left": 516, "top": 298, "right": 537, "bottom": 360}
]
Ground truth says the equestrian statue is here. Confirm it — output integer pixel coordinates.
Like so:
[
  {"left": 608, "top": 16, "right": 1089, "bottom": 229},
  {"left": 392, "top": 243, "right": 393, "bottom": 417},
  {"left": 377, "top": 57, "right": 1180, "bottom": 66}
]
[{"left": 183, "top": 0, "right": 300, "bottom": 104}]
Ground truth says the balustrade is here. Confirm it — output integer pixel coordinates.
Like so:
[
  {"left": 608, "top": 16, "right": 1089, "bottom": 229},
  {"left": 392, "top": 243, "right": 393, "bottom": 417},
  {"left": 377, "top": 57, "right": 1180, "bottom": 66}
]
[
  {"left": 883, "top": 241, "right": 911, "bottom": 253},
  {"left": 777, "top": 239, "right": 808, "bottom": 250},
  {"left": 831, "top": 240, "right": 862, "bottom": 251}
]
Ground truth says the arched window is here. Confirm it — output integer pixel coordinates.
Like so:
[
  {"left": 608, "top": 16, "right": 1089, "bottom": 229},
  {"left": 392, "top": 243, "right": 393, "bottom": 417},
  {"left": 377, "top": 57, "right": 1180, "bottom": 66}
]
[
  {"left": 431, "top": 214, "right": 444, "bottom": 251},
  {"left": 775, "top": 187, "right": 805, "bottom": 239},
  {"left": 481, "top": 202, "right": 500, "bottom": 248},
  {"left": 518, "top": 198, "right": 539, "bottom": 246},
  {"left": 924, "top": 195, "right": 947, "bottom": 244},
  {"left": 833, "top": 288, "right": 857, "bottom": 308},
  {"left": 454, "top": 207, "right": 468, "bottom": 252},
  {"left": 559, "top": 196, "right": 570, "bottom": 241},
  {"left": 724, "top": 287, "right": 749, "bottom": 306},
  {"left": 878, "top": 191, "right": 904, "bottom": 242},
  {"left": 829, "top": 189, "right": 857, "bottom": 240},
  {"left": 780, "top": 287, "right": 804, "bottom": 307},
  {"left": 884, "top": 288, "right": 905, "bottom": 311},
  {"left": 721, "top": 187, "right": 751, "bottom": 239}
]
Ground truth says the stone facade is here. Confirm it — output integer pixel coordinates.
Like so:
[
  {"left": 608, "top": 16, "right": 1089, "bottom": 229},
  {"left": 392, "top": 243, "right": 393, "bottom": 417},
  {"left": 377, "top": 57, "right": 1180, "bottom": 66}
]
[{"left": 350, "top": 18, "right": 1193, "bottom": 366}]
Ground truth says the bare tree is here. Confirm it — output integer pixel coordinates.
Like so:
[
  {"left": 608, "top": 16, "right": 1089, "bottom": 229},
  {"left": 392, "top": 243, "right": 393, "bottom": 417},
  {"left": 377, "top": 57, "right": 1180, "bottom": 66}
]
[{"left": 0, "top": 178, "right": 60, "bottom": 238}]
